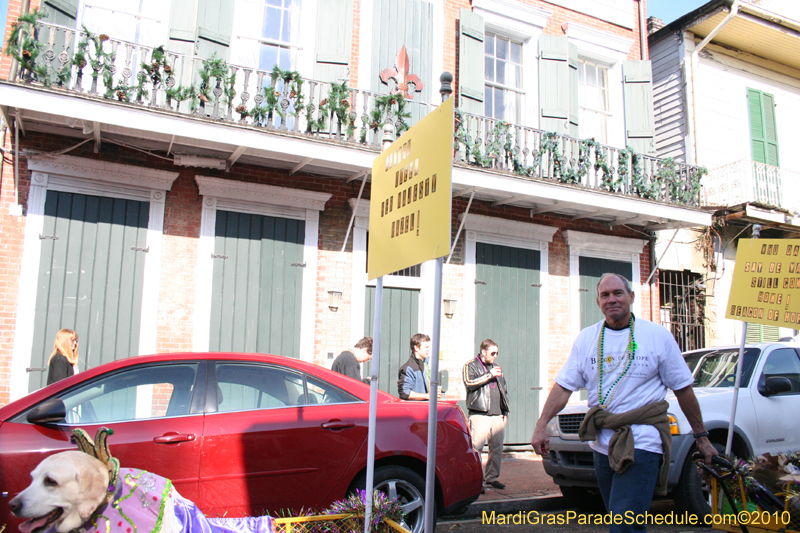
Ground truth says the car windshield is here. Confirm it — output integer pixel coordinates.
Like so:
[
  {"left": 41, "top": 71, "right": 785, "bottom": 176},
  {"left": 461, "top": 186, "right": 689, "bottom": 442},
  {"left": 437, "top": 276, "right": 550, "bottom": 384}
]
[{"left": 689, "top": 347, "right": 760, "bottom": 388}]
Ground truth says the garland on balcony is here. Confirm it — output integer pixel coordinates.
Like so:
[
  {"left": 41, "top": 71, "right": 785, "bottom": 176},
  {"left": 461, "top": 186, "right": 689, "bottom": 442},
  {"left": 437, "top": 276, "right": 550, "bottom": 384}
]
[
  {"left": 453, "top": 108, "right": 707, "bottom": 206},
  {"left": 5, "top": 9, "right": 71, "bottom": 86},
  {"left": 362, "top": 93, "right": 412, "bottom": 143},
  {"left": 319, "top": 80, "right": 356, "bottom": 138}
]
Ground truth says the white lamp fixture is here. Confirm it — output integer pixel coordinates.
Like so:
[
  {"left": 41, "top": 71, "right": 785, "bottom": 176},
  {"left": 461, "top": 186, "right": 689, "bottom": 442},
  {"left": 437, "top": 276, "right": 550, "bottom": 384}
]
[
  {"left": 443, "top": 298, "right": 457, "bottom": 319},
  {"left": 174, "top": 154, "right": 227, "bottom": 170},
  {"left": 328, "top": 290, "right": 342, "bottom": 312}
]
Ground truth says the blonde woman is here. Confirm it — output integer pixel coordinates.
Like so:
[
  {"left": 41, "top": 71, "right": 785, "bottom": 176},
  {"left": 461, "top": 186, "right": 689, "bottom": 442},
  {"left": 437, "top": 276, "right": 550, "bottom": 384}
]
[{"left": 47, "top": 329, "right": 80, "bottom": 385}]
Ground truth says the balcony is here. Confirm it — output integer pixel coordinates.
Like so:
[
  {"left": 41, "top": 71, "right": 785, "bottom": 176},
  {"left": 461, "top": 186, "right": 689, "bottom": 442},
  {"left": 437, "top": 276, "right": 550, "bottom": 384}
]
[
  {"left": 703, "top": 159, "right": 800, "bottom": 214},
  {"left": 1, "top": 18, "right": 710, "bottom": 225}
]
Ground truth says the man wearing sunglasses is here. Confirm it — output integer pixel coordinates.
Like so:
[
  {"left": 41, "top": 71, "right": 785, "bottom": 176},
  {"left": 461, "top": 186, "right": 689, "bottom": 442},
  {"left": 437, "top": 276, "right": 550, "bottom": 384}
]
[{"left": 463, "top": 339, "right": 509, "bottom": 492}]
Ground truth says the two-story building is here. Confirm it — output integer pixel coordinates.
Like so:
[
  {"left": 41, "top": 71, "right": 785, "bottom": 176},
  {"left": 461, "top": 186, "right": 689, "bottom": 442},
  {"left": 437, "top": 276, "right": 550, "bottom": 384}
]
[
  {"left": 649, "top": 0, "right": 800, "bottom": 348},
  {"left": 0, "top": 0, "right": 709, "bottom": 442}
]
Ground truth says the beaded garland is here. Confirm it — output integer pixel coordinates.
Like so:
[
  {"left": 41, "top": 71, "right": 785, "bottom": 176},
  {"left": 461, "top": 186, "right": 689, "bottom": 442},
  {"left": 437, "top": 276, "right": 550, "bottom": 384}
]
[{"left": 596, "top": 315, "right": 638, "bottom": 409}]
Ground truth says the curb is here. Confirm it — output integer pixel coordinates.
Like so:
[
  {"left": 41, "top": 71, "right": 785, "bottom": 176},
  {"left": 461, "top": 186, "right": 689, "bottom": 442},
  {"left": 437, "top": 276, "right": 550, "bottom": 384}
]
[{"left": 440, "top": 495, "right": 568, "bottom": 522}]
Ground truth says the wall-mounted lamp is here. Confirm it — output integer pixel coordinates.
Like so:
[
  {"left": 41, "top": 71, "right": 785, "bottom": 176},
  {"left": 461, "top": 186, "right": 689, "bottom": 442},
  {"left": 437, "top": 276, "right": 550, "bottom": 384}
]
[
  {"left": 328, "top": 290, "right": 342, "bottom": 312},
  {"left": 443, "top": 298, "right": 457, "bottom": 319}
]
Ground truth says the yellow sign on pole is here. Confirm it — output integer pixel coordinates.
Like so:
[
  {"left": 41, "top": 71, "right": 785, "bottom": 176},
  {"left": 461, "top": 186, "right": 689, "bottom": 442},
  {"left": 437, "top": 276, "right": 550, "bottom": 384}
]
[
  {"left": 726, "top": 238, "right": 800, "bottom": 328},
  {"left": 367, "top": 97, "right": 453, "bottom": 280}
]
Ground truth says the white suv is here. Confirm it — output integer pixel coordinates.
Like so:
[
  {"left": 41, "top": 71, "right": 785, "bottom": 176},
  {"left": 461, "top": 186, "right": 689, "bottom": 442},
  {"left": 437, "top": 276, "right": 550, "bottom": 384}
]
[{"left": 542, "top": 342, "right": 800, "bottom": 516}]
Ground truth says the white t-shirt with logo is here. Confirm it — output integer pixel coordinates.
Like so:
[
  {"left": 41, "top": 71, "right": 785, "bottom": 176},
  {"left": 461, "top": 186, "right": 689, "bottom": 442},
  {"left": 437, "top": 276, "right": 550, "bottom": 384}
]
[{"left": 555, "top": 318, "right": 693, "bottom": 455}]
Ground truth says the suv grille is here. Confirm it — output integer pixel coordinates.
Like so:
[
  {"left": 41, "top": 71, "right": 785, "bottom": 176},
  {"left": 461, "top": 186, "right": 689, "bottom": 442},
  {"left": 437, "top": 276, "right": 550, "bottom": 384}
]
[{"left": 558, "top": 413, "right": 587, "bottom": 434}]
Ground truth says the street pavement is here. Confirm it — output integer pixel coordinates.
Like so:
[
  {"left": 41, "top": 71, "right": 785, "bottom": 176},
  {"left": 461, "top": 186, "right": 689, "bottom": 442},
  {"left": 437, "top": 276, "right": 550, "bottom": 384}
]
[
  {"left": 444, "top": 451, "right": 715, "bottom": 533},
  {"left": 447, "top": 451, "right": 568, "bottom": 520}
]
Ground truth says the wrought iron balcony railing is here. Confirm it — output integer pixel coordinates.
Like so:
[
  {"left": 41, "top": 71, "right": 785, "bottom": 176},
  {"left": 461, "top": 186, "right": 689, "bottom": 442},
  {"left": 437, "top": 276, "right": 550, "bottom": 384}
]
[
  {"left": 453, "top": 110, "right": 706, "bottom": 207},
  {"left": 703, "top": 159, "right": 800, "bottom": 213},
  {"left": 5, "top": 16, "right": 707, "bottom": 208},
  {"left": 6, "top": 18, "right": 432, "bottom": 146}
]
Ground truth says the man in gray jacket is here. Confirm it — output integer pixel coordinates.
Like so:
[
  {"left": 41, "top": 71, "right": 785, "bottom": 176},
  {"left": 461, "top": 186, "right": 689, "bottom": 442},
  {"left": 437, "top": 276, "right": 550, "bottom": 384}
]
[{"left": 463, "top": 339, "right": 509, "bottom": 491}]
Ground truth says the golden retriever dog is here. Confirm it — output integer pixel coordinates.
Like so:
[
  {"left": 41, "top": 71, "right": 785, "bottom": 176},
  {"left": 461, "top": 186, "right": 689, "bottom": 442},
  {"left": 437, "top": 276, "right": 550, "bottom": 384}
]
[{"left": 9, "top": 451, "right": 111, "bottom": 533}]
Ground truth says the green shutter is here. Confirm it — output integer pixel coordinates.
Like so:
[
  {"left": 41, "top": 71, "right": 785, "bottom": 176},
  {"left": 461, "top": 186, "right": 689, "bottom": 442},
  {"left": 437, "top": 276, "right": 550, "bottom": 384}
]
[
  {"left": 167, "top": 0, "right": 200, "bottom": 56},
  {"left": 30, "top": 191, "right": 149, "bottom": 392},
  {"left": 538, "top": 35, "right": 570, "bottom": 134},
  {"left": 568, "top": 43, "right": 579, "bottom": 137},
  {"left": 42, "top": 0, "right": 78, "bottom": 26},
  {"left": 209, "top": 211, "right": 304, "bottom": 357},
  {"left": 196, "top": 0, "right": 234, "bottom": 60},
  {"left": 474, "top": 242, "right": 540, "bottom": 444},
  {"left": 578, "top": 257, "right": 633, "bottom": 330},
  {"left": 372, "top": 0, "right": 432, "bottom": 126},
  {"left": 313, "top": 0, "right": 353, "bottom": 82},
  {"left": 622, "top": 60, "right": 656, "bottom": 155},
  {"left": 745, "top": 323, "right": 780, "bottom": 344},
  {"left": 364, "top": 286, "right": 420, "bottom": 394},
  {"left": 748, "top": 88, "right": 780, "bottom": 167},
  {"left": 458, "top": 8, "right": 484, "bottom": 115}
]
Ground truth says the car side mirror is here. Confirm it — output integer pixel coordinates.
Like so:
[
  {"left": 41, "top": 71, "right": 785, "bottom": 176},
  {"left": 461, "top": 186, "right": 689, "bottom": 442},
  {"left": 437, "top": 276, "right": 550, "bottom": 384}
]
[
  {"left": 439, "top": 370, "right": 449, "bottom": 393},
  {"left": 26, "top": 398, "right": 66, "bottom": 424},
  {"left": 758, "top": 376, "right": 793, "bottom": 397}
]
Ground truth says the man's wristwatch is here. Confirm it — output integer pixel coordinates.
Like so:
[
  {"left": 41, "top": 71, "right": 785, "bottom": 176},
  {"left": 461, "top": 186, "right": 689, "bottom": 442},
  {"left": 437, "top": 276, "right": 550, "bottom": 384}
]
[{"left": 693, "top": 431, "right": 709, "bottom": 439}]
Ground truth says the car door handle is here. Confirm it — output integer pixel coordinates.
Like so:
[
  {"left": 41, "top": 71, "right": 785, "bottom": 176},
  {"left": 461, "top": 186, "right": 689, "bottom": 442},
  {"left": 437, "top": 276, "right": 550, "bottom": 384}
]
[
  {"left": 321, "top": 420, "right": 355, "bottom": 430},
  {"left": 154, "top": 433, "right": 197, "bottom": 444}
]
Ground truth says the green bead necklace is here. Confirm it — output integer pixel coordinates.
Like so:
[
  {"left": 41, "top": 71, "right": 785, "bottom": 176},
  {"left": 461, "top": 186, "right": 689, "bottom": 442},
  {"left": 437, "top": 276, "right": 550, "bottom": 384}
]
[{"left": 596, "top": 315, "right": 637, "bottom": 409}]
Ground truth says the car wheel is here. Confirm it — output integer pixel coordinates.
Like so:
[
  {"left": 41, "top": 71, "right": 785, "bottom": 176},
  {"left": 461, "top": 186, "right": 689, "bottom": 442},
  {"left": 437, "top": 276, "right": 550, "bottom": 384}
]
[
  {"left": 673, "top": 441, "right": 725, "bottom": 520},
  {"left": 559, "top": 486, "right": 606, "bottom": 513},
  {"left": 352, "top": 466, "right": 433, "bottom": 533}
]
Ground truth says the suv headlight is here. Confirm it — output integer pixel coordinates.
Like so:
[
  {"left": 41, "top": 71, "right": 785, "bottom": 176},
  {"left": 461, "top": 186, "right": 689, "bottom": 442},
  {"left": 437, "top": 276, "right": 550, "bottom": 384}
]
[
  {"left": 546, "top": 417, "right": 559, "bottom": 437},
  {"left": 668, "top": 414, "right": 680, "bottom": 435}
]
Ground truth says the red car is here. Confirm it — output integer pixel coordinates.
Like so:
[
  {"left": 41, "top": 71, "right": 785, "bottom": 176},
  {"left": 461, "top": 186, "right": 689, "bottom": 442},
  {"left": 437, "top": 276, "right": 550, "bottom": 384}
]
[{"left": 0, "top": 353, "right": 482, "bottom": 533}]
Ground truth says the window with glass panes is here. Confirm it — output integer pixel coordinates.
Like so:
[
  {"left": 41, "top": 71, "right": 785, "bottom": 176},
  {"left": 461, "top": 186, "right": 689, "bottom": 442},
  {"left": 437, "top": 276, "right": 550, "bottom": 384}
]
[
  {"left": 578, "top": 59, "right": 609, "bottom": 143},
  {"left": 484, "top": 32, "right": 523, "bottom": 123},
  {"left": 260, "top": 0, "right": 301, "bottom": 71}
]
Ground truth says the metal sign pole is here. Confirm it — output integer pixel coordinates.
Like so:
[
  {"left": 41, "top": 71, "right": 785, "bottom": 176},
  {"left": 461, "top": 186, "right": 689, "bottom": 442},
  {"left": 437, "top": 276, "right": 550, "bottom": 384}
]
[
  {"left": 726, "top": 224, "right": 759, "bottom": 456},
  {"left": 364, "top": 276, "right": 383, "bottom": 533},
  {"left": 424, "top": 257, "right": 443, "bottom": 533}
]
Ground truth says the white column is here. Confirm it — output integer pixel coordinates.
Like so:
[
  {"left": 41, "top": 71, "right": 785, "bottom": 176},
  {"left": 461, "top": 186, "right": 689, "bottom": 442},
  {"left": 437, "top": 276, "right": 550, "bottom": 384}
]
[
  {"left": 193, "top": 197, "right": 218, "bottom": 352},
  {"left": 10, "top": 173, "right": 49, "bottom": 401},
  {"left": 138, "top": 190, "right": 167, "bottom": 356}
]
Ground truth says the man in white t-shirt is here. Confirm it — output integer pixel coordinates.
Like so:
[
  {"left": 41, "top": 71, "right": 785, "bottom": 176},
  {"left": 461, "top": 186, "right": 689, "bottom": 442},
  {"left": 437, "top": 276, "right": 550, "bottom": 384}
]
[{"left": 532, "top": 273, "right": 716, "bottom": 533}]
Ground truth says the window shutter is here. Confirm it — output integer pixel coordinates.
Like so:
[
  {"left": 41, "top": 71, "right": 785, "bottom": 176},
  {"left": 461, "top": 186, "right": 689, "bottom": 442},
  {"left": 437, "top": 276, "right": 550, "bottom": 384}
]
[
  {"left": 745, "top": 323, "right": 780, "bottom": 344},
  {"left": 42, "top": 0, "right": 78, "bottom": 26},
  {"left": 622, "top": 60, "right": 656, "bottom": 155},
  {"left": 748, "top": 88, "right": 767, "bottom": 164},
  {"left": 314, "top": 0, "right": 353, "bottom": 83},
  {"left": 195, "top": 0, "right": 234, "bottom": 60},
  {"left": 372, "top": 0, "right": 432, "bottom": 100},
  {"left": 538, "top": 35, "right": 570, "bottom": 134},
  {"left": 168, "top": 0, "right": 200, "bottom": 55},
  {"left": 763, "top": 92, "right": 780, "bottom": 167},
  {"left": 458, "top": 7, "right": 484, "bottom": 115},
  {"left": 568, "top": 42, "right": 579, "bottom": 138}
]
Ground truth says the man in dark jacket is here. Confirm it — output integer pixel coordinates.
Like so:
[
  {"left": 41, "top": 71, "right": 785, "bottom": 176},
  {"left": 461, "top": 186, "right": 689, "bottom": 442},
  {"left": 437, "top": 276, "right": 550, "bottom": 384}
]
[
  {"left": 463, "top": 339, "right": 509, "bottom": 491},
  {"left": 397, "top": 333, "right": 431, "bottom": 400},
  {"left": 331, "top": 337, "right": 372, "bottom": 383}
]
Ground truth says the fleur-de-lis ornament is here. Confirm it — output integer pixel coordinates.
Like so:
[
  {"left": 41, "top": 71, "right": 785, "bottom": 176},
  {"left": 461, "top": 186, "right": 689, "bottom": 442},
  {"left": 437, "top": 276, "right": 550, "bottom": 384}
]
[{"left": 380, "top": 46, "right": 423, "bottom": 100}]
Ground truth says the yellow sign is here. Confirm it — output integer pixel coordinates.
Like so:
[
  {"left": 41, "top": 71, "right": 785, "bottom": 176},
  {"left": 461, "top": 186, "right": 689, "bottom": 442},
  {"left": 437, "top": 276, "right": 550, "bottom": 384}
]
[
  {"left": 726, "top": 239, "right": 800, "bottom": 328},
  {"left": 367, "top": 97, "right": 453, "bottom": 280}
]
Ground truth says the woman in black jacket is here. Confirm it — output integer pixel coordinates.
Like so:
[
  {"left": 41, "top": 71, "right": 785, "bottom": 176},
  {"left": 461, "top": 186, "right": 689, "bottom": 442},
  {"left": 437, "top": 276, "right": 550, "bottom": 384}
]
[{"left": 47, "top": 328, "right": 80, "bottom": 385}]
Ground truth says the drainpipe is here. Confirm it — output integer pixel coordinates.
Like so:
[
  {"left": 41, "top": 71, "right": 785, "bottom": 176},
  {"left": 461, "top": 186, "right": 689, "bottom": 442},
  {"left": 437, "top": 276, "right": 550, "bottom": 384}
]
[
  {"left": 690, "top": 1, "right": 739, "bottom": 164},
  {"left": 8, "top": 0, "right": 31, "bottom": 81},
  {"left": 638, "top": 0, "right": 647, "bottom": 60}
]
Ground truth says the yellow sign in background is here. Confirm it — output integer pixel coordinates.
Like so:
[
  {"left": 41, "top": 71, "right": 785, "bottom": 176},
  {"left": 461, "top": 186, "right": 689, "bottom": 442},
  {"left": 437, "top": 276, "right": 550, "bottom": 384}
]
[
  {"left": 367, "top": 97, "right": 453, "bottom": 280},
  {"left": 726, "top": 238, "right": 800, "bottom": 328}
]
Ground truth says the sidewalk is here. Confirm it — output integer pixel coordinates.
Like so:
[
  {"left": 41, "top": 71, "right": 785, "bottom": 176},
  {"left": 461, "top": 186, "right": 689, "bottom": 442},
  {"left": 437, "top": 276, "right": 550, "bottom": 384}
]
[{"left": 451, "top": 451, "right": 567, "bottom": 520}]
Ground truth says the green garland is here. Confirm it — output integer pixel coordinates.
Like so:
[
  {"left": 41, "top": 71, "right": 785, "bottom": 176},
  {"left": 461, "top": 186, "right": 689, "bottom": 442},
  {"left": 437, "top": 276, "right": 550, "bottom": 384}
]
[
  {"left": 5, "top": 9, "right": 72, "bottom": 86},
  {"left": 453, "top": 109, "right": 704, "bottom": 207}
]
